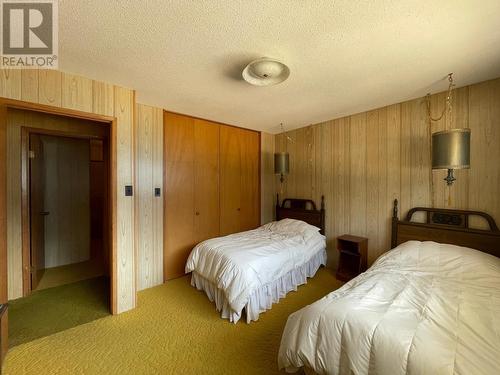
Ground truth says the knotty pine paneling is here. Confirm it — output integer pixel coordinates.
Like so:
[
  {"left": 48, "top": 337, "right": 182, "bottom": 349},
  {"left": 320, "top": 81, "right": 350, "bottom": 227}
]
[
  {"left": 114, "top": 86, "right": 135, "bottom": 312},
  {"left": 21, "top": 69, "right": 39, "bottom": 103},
  {"left": 38, "top": 70, "right": 62, "bottom": 107},
  {"left": 274, "top": 77, "right": 500, "bottom": 268},
  {"left": 1, "top": 69, "right": 137, "bottom": 314},
  {"left": 135, "top": 104, "right": 163, "bottom": 291},
  {"left": 62, "top": 73, "right": 93, "bottom": 112}
]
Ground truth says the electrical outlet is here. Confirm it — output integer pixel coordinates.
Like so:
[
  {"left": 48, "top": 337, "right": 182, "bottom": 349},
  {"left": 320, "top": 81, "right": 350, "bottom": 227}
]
[{"left": 154, "top": 187, "right": 161, "bottom": 197}]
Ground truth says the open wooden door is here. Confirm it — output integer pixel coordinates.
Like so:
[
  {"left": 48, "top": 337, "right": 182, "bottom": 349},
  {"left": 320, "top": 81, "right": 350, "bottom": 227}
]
[{"left": 29, "top": 134, "right": 47, "bottom": 291}]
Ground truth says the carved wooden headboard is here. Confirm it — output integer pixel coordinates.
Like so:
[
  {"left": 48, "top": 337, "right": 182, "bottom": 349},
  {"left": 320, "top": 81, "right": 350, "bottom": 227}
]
[
  {"left": 276, "top": 195, "right": 325, "bottom": 235},
  {"left": 391, "top": 199, "right": 500, "bottom": 257}
]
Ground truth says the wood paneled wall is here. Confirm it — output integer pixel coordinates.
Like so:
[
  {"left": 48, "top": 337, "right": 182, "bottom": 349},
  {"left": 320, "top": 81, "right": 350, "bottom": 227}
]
[
  {"left": 275, "top": 77, "right": 500, "bottom": 267},
  {"left": 1, "top": 69, "right": 136, "bottom": 313},
  {"left": 135, "top": 104, "right": 163, "bottom": 291},
  {"left": 260, "top": 132, "right": 275, "bottom": 224}
]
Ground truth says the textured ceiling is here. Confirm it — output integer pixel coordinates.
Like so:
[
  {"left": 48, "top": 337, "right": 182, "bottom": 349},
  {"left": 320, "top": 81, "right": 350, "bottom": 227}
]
[{"left": 59, "top": 1, "right": 500, "bottom": 133}]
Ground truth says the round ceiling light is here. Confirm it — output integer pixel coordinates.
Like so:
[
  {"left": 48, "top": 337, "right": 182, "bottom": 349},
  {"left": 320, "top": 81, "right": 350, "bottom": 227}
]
[{"left": 242, "top": 57, "right": 290, "bottom": 86}]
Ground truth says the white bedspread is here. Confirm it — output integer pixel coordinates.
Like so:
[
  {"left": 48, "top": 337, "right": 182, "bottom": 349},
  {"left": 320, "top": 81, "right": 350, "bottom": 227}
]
[
  {"left": 278, "top": 241, "right": 500, "bottom": 375},
  {"left": 185, "top": 219, "right": 326, "bottom": 315}
]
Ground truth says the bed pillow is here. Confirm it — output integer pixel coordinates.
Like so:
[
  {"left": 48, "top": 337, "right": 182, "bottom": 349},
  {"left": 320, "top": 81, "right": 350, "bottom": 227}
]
[{"left": 261, "top": 218, "right": 321, "bottom": 242}]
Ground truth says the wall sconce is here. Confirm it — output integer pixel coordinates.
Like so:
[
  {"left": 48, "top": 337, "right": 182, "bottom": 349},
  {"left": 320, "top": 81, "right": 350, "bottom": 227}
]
[
  {"left": 432, "top": 128, "right": 470, "bottom": 185},
  {"left": 274, "top": 152, "right": 289, "bottom": 183}
]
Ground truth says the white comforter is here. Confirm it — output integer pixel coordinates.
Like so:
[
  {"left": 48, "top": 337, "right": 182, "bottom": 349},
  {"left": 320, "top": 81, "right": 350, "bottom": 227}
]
[
  {"left": 185, "top": 219, "right": 326, "bottom": 315},
  {"left": 278, "top": 241, "right": 500, "bottom": 375}
]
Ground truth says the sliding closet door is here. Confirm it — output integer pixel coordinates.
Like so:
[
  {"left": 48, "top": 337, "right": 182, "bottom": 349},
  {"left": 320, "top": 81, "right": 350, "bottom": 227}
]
[
  {"left": 219, "top": 125, "right": 241, "bottom": 235},
  {"left": 164, "top": 112, "right": 195, "bottom": 280},
  {"left": 239, "top": 129, "right": 260, "bottom": 231},
  {"left": 194, "top": 119, "right": 220, "bottom": 243},
  {"left": 220, "top": 126, "right": 260, "bottom": 235}
]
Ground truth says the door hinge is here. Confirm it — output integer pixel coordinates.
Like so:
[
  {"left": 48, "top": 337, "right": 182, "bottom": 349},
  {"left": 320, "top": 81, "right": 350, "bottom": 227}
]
[{"left": 29, "top": 150, "right": 35, "bottom": 159}]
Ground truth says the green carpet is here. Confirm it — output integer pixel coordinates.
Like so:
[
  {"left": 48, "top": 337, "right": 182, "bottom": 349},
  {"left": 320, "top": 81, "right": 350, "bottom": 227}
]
[
  {"left": 8, "top": 276, "right": 110, "bottom": 347},
  {"left": 4, "top": 268, "right": 342, "bottom": 375}
]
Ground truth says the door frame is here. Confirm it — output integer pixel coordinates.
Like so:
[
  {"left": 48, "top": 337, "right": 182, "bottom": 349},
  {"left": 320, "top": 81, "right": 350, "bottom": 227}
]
[
  {"left": 0, "top": 97, "right": 119, "bottom": 361},
  {"left": 21, "top": 127, "right": 110, "bottom": 296}
]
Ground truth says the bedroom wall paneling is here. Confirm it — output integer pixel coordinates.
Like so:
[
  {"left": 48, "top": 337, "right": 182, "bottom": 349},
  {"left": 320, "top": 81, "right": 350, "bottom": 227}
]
[
  {"left": 275, "top": 77, "right": 500, "bottom": 268},
  {"left": 164, "top": 112, "right": 261, "bottom": 280},
  {"left": 260, "top": 132, "right": 275, "bottom": 224},
  {"left": 0, "top": 69, "right": 136, "bottom": 315},
  {"left": 135, "top": 104, "right": 164, "bottom": 291}
]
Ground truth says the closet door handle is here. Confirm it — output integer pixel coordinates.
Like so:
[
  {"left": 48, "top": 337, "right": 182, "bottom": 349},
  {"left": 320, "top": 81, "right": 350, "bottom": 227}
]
[
  {"left": 40, "top": 211, "right": 50, "bottom": 216},
  {"left": 195, "top": 211, "right": 200, "bottom": 216},
  {"left": 236, "top": 208, "right": 241, "bottom": 212}
]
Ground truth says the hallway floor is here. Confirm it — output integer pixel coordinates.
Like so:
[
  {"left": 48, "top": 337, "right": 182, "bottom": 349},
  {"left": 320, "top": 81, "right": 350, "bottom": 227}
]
[
  {"left": 36, "top": 259, "right": 105, "bottom": 291},
  {"left": 8, "top": 276, "right": 109, "bottom": 347}
]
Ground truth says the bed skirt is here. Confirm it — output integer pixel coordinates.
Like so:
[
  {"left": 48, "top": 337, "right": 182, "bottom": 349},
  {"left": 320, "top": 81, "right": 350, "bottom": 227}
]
[{"left": 190, "top": 248, "right": 327, "bottom": 323}]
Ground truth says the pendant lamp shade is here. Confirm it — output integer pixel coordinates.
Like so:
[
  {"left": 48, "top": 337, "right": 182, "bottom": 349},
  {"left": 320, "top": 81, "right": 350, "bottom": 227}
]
[
  {"left": 432, "top": 128, "right": 470, "bottom": 186},
  {"left": 274, "top": 152, "right": 289, "bottom": 175},
  {"left": 432, "top": 128, "right": 470, "bottom": 170}
]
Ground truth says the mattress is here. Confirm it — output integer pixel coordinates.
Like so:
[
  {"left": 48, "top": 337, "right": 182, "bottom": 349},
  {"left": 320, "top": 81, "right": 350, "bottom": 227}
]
[{"left": 278, "top": 241, "right": 500, "bottom": 375}]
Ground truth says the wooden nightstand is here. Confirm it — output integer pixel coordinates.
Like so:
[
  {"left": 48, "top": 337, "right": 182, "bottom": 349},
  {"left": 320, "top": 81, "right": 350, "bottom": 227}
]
[{"left": 336, "top": 235, "right": 368, "bottom": 281}]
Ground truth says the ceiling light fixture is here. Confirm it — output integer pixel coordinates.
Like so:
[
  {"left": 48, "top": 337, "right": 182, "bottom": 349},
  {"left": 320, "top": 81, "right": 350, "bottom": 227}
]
[{"left": 242, "top": 57, "right": 290, "bottom": 86}]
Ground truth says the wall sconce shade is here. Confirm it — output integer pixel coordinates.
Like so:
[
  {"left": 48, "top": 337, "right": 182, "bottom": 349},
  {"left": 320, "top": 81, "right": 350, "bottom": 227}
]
[
  {"left": 274, "top": 152, "right": 289, "bottom": 183},
  {"left": 432, "top": 128, "right": 470, "bottom": 170},
  {"left": 432, "top": 128, "right": 470, "bottom": 185}
]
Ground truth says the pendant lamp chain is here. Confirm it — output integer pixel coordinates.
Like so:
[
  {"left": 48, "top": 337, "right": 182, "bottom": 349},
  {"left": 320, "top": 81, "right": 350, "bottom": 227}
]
[{"left": 426, "top": 73, "right": 455, "bottom": 129}]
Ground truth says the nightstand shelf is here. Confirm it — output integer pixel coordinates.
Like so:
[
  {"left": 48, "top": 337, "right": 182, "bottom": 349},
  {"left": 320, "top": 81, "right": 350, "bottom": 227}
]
[{"left": 336, "top": 235, "right": 368, "bottom": 282}]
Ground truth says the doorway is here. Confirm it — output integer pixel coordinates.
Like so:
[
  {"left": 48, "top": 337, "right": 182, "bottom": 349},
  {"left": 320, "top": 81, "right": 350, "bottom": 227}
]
[
  {"left": 27, "top": 132, "right": 108, "bottom": 292},
  {"left": 0, "top": 100, "right": 119, "bottom": 359},
  {"left": 8, "top": 109, "right": 113, "bottom": 346}
]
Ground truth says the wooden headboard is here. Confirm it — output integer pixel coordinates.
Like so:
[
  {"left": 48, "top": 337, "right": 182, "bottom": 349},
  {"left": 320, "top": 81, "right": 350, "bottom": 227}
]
[
  {"left": 276, "top": 195, "right": 325, "bottom": 235},
  {"left": 391, "top": 199, "right": 500, "bottom": 257}
]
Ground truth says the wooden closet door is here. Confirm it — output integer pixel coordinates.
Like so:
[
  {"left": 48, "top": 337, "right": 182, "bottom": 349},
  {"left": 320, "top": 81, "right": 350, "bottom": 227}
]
[
  {"left": 219, "top": 125, "right": 241, "bottom": 235},
  {"left": 194, "top": 120, "right": 220, "bottom": 242},
  {"left": 239, "top": 129, "right": 260, "bottom": 231},
  {"left": 164, "top": 112, "right": 195, "bottom": 280}
]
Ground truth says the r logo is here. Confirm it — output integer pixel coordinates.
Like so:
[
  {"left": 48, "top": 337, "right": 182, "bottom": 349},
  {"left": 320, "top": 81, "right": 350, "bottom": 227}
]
[{"left": 2, "top": 1, "right": 53, "bottom": 54}]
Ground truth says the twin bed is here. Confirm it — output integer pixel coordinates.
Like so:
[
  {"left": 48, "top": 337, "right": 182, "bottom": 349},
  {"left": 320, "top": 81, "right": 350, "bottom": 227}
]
[
  {"left": 186, "top": 197, "right": 327, "bottom": 323},
  {"left": 279, "top": 200, "right": 500, "bottom": 375},
  {"left": 185, "top": 197, "right": 500, "bottom": 374}
]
